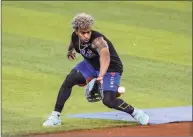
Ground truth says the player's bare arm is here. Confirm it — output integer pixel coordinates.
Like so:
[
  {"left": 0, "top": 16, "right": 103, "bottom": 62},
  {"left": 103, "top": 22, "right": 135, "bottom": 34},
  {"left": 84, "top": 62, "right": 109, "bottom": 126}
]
[
  {"left": 67, "top": 40, "right": 76, "bottom": 60},
  {"left": 92, "top": 36, "right": 110, "bottom": 80}
]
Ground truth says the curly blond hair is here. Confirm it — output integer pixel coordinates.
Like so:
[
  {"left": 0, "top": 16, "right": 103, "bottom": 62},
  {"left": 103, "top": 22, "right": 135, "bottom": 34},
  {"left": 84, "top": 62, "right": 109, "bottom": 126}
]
[{"left": 72, "top": 13, "right": 94, "bottom": 30}]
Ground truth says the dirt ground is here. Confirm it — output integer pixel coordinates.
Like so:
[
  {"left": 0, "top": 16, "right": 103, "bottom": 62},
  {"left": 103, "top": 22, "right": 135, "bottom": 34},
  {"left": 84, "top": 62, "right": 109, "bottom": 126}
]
[{"left": 33, "top": 122, "right": 192, "bottom": 137}]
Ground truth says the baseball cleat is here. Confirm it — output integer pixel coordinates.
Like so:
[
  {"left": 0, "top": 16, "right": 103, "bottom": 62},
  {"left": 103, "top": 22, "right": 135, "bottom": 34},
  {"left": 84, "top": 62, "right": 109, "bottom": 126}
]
[
  {"left": 131, "top": 108, "right": 149, "bottom": 125},
  {"left": 43, "top": 111, "right": 61, "bottom": 127}
]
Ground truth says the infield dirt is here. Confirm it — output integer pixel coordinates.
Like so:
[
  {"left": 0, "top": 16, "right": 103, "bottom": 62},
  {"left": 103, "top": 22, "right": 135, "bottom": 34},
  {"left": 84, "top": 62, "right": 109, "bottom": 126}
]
[{"left": 31, "top": 122, "right": 192, "bottom": 136}]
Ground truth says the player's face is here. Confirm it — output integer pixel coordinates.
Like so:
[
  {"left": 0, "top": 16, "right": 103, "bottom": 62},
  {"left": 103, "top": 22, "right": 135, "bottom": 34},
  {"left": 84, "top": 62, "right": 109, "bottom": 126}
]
[{"left": 76, "top": 28, "right": 92, "bottom": 43}]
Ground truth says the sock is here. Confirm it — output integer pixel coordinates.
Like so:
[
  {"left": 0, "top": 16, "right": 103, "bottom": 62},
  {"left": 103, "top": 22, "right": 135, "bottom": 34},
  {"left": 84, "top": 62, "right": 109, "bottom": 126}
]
[
  {"left": 52, "top": 111, "right": 61, "bottom": 117},
  {"left": 116, "top": 98, "right": 135, "bottom": 115}
]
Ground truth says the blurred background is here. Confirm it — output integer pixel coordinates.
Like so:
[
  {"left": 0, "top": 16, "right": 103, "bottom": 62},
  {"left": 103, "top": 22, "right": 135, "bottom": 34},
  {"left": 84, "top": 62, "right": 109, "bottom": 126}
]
[{"left": 2, "top": 1, "right": 192, "bottom": 136}]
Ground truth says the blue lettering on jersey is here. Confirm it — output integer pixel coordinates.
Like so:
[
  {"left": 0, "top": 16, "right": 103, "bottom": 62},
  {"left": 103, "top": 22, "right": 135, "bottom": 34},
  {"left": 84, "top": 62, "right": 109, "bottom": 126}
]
[{"left": 79, "top": 43, "right": 97, "bottom": 58}]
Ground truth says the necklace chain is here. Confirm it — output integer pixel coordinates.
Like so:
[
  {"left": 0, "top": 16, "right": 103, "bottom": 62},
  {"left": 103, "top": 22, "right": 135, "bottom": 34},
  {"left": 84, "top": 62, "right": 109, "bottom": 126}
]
[{"left": 79, "top": 38, "right": 88, "bottom": 51}]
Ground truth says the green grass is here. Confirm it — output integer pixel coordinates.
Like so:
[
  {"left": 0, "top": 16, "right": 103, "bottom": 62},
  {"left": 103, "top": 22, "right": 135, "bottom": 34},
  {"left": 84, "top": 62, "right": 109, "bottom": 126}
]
[{"left": 2, "top": 1, "right": 192, "bottom": 136}]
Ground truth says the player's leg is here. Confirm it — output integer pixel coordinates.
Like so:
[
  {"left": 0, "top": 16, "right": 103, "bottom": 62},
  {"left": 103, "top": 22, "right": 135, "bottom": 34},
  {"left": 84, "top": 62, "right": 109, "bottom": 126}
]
[
  {"left": 101, "top": 72, "right": 134, "bottom": 114},
  {"left": 43, "top": 69, "right": 85, "bottom": 126},
  {"left": 101, "top": 72, "right": 149, "bottom": 125},
  {"left": 43, "top": 60, "right": 96, "bottom": 126},
  {"left": 54, "top": 60, "right": 97, "bottom": 113},
  {"left": 54, "top": 69, "right": 86, "bottom": 113}
]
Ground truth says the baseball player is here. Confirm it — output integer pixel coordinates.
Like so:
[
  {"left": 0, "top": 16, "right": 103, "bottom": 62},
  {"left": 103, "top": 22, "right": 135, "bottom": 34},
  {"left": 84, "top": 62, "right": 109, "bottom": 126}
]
[{"left": 43, "top": 13, "right": 149, "bottom": 126}]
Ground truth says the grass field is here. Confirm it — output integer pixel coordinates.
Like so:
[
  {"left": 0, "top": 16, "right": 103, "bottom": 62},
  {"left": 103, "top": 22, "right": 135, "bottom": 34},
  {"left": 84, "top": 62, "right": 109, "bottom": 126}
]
[{"left": 2, "top": 1, "right": 192, "bottom": 136}]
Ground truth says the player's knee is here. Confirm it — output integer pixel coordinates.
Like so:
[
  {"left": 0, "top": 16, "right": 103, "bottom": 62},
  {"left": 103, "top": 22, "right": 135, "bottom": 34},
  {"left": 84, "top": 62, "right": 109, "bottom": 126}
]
[
  {"left": 102, "top": 98, "right": 115, "bottom": 108},
  {"left": 62, "top": 69, "right": 83, "bottom": 88},
  {"left": 102, "top": 91, "right": 117, "bottom": 108},
  {"left": 64, "top": 74, "right": 75, "bottom": 88}
]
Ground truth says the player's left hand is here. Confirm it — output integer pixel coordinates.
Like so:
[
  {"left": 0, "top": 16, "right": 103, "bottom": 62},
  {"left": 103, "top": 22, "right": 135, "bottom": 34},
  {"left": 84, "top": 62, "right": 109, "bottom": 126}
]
[
  {"left": 67, "top": 49, "right": 76, "bottom": 60},
  {"left": 96, "top": 76, "right": 103, "bottom": 84}
]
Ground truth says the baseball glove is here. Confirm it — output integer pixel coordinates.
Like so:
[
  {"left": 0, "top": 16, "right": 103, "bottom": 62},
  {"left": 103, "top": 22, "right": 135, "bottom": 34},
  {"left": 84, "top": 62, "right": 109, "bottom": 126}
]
[{"left": 85, "top": 78, "right": 104, "bottom": 102}]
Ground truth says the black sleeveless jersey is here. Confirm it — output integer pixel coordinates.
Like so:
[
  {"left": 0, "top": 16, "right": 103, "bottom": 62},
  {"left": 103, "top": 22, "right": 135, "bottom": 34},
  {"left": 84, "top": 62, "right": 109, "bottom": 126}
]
[{"left": 71, "top": 30, "right": 123, "bottom": 75}]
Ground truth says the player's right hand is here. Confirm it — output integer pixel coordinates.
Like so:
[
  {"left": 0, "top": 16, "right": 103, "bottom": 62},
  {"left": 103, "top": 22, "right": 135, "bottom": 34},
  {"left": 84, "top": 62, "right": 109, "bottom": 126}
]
[{"left": 67, "top": 50, "right": 76, "bottom": 60}]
